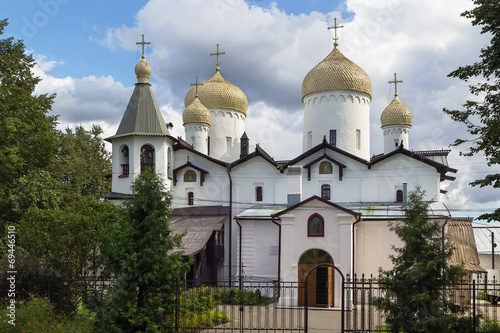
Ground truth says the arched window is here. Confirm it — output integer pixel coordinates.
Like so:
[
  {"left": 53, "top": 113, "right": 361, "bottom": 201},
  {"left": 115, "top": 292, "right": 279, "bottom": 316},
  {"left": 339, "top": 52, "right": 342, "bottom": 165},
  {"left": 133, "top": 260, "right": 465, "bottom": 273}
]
[
  {"left": 256, "top": 186, "right": 263, "bottom": 202},
  {"left": 396, "top": 189, "right": 403, "bottom": 203},
  {"left": 120, "top": 145, "right": 129, "bottom": 177},
  {"left": 140, "top": 144, "right": 155, "bottom": 173},
  {"left": 188, "top": 192, "right": 194, "bottom": 206},
  {"left": 319, "top": 161, "right": 333, "bottom": 174},
  {"left": 184, "top": 170, "right": 196, "bottom": 182},
  {"left": 321, "top": 184, "right": 331, "bottom": 200},
  {"left": 307, "top": 214, "right": 324, "bottom": 237}
]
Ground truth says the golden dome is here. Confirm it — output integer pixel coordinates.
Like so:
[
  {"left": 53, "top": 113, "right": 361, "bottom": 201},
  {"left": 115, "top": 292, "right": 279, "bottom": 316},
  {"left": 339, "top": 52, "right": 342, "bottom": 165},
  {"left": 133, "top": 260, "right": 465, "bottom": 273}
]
[
  {"left": 302, "top": 47, "right": 372, "bottom": 101},
  {"left": 184, "top": 68, "right": 248, "bottom": 115},
  {"left": 183, "top": 97, "right": 212, "bottom": 126},
  {"left": 380, "top": 95, "right": 412, "bottom": 127},
  {"left": 135, "top": 56, "right": 152, "bottom": 84}
]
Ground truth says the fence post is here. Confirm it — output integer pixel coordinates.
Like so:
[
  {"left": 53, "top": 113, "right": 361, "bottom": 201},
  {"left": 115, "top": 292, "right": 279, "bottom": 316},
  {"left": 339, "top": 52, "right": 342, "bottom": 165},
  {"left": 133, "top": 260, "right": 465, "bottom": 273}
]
[
  {"left": 473, "top": 279, "right": 476, "bottom": 333},
  {"left": 175, "top": 280, "right": 180, "bottom": 333}
]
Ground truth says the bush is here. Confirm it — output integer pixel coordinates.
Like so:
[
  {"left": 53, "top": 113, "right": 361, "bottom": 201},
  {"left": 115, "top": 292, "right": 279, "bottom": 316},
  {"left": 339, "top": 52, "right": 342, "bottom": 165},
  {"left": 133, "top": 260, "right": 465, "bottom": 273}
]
[
  {"left": 479, "top": 318, "right": 500, "bottom": 332},
  {"left": 0, "top": 293, "right": 95, "bottom": 332}
]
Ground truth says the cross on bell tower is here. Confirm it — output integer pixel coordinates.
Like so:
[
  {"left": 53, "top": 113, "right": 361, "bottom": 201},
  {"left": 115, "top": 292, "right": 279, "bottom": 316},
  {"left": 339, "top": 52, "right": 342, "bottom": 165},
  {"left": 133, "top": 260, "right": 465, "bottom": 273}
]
[
  {"left": 389, "top": 73, "right": 403, "bottom": 96},
  {"left": 136, "top": 34, "right": 151, "bottom": 57},
  {"left": 327, "top": 18, "right": 344, "bottom": 48},
  {"left": 210, "top": 43, "right": 226, "bottom": 71}
]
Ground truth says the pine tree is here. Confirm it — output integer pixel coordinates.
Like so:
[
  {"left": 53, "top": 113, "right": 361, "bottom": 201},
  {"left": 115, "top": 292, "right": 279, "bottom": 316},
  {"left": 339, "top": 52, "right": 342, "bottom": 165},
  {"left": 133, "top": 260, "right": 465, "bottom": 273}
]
[
  {"left": 372, "top": 187, "right": 464, "bottom": 333},
  {"left": 96, "top": 170, "right": 191, "bottom": 332}
]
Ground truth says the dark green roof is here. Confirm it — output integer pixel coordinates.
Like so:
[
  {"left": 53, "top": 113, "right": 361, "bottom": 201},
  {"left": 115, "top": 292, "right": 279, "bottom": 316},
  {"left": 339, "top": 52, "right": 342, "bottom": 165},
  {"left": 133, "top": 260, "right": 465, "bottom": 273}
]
[{"left": 106, "top": 83, "right": 169, "bottom": 141}]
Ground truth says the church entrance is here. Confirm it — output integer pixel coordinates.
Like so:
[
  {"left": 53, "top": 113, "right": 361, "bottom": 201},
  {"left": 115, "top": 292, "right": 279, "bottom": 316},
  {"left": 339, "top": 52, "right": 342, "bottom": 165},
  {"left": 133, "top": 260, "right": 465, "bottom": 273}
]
[{"left": 298, "top": 249, "right": 334, "bottom": 307}]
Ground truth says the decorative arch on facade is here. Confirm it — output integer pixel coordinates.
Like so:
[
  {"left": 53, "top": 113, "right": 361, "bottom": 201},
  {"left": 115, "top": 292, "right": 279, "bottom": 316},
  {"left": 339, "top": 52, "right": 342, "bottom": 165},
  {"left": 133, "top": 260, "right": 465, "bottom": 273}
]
[
  {"left": 184, "top": 170, "right": 196, "bottom": 183},
  {"left": 140, "top": 144, "right": 155, "bottom": 173},
  {"left": 319, "top": 161, "right": 333, "bottom": 174}
]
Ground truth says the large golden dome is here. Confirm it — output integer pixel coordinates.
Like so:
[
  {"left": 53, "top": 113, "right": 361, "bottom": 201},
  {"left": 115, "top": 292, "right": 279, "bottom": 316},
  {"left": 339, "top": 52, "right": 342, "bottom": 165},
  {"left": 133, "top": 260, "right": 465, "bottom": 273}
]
[
  {"left": 134, "top": 55, "right": 152, "bottom": 84},
  {"left": 183, "top": 97, "right": 212, "bottom": 126},
  {"left": 380, "top": 95, "right": 412, "bottom": 127},
  {"left": 184, "top": 68, "right": 248, "bottom": 115},
  {"left": 302, "top": 47, "right": 372, "bottom": 101}
]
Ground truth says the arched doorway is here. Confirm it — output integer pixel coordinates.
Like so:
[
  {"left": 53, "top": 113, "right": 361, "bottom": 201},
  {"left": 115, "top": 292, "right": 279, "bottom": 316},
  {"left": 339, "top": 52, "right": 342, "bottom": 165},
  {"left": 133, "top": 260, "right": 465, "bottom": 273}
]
[{"left": 298, "top": 249, "right": 334, "bottom": 307}]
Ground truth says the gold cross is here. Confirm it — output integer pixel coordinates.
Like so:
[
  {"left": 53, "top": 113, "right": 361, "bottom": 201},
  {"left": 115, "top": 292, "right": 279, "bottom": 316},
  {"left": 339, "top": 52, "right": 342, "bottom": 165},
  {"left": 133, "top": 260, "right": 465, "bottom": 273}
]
[
  {"left": 136, "top": 34, "right": 151, "bottom": 57},
  {"left": 191, "top": 76, "right": 203, "bottom": 97},
  {"left": 210, "top": 43, "right": 226, "bottom": 68},
  {"left": 389, "top": 73, "right": 403, "bottom": 96},
  {"left": 327, "top": 18, "right": 344, "bottom": 48}
]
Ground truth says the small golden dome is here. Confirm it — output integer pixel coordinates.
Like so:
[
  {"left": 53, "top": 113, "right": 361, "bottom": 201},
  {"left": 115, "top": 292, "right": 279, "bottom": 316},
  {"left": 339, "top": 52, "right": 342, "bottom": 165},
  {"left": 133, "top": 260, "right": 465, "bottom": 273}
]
[
  {"left": 184, "top": 68, "right": 248, "bottom": 115},
  {"left": 380, "top": 95, "right": 412, "bottom": 127},
  {"left": 135, "top": 56, "right": 152, "bottom": 84},
  {"left": 302, "top": 47, "right": 372, "bottom": 101},
  {"left": 183, "top": 97, "right": 212, "bottom": 126}
]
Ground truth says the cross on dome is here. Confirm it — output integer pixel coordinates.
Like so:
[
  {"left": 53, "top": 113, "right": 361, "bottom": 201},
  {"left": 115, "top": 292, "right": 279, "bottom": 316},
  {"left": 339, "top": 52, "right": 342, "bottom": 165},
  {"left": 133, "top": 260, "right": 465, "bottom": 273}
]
[
  {"left": 210, "top": 43, "right": 226, "bottom": 71},
  {"left": 191, "top": 76, "right": 203, "bottom": 98},
  {"left": 136, "top": 34, "right": 151, "bottom": 57},
  {"left": 389, "top": 72, "right": 403, "bottom": 96},
  {"left": 327, "top": 18, "right": 344, "bottom": 48}
]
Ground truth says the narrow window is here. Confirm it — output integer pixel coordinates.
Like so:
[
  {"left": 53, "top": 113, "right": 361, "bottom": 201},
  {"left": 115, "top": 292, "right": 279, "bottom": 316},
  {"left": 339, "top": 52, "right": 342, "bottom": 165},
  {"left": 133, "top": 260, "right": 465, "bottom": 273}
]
[
  {"left": 188, "top": 192, "right": 194, "bottom": 205},
  {"left": 321, "top": 184, "right": 331, "bottom": 200},
  {"left": 356, "top": 129, "right": 361, "bottom": 150},
  {"left": 226, "top": 137, "right": 232, "bottom": 154},
  {"left": 120, "top": 145, "right": 129, "bottom": 177},
  {"left": 308, "top": 131, "right": 312, "bottom": 149},
  {"left": 396, "top": 190, "right": 403, "bottom": 203},
  {"left": 191, "top": 136, "right": 196, "bottom": 147},
  {"left": 256, "top": 186, "right": 263, "bottom": 202},
  {"left": 208, "top": 136, "right": 211, "bottom": 155},
  {"left": 329, "top": 130, "right": 336, "bottom": 146}
]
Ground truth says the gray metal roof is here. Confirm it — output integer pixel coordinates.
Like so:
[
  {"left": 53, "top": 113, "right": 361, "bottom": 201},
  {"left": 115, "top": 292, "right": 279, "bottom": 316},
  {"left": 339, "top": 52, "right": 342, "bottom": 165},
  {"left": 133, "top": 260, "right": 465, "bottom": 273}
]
[
  {"left": 169, "top": 207, "right": 227, "bottom": 256},
  {"left": 107, "top": 83, "right": 169, "bottom": 140},
  {"left": 473, "top": 224, "right": 500, "bottom": 255},
  {"left": 236, "top": 205, "right": 288, "bottom": 220}
]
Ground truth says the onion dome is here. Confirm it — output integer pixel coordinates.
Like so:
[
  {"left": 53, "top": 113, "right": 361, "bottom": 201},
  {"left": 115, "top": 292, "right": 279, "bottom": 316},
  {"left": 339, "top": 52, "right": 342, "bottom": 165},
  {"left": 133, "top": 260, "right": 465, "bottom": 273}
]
[
  {"left": 380, "top": 95, "right": 413, "bottom": 127},
  {"left": 184, "top": 68, "right": 248, "bottom": 115},
  {"left": 183, "top": 97, "right": 212, "bottom": 126},
  {"left": 302, "top": 47, "right": 372, "bottom": 101},
  {"left": 135, "top": 55, "right": 152, "bottom": 84}
]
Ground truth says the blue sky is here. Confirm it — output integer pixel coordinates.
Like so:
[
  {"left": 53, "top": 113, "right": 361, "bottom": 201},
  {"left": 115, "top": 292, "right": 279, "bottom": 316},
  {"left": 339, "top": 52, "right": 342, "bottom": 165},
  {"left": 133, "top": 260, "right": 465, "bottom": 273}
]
[{"left": 1, "top": 0, "right": 499, "bottom": 215}]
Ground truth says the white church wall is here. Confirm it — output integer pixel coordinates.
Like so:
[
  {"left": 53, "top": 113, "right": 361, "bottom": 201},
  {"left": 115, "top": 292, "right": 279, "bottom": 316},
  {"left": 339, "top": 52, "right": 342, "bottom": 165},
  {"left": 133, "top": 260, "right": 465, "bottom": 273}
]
[
  {"left": 208, "top": 109, "right": 246, "bottom": 162},
  {"left": 302, "top": 90, "right": 371, "bottom": 160},
  {"left": 369, "top": 155, "right": 440, "bottom": 202},
  {"left": 232, "top": 158, "right": 287, "bottom": 206}
]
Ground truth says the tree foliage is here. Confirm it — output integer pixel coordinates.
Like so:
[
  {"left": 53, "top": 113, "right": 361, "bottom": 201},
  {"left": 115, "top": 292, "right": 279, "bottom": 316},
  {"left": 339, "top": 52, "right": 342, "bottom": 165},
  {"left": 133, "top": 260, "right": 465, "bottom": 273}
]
[
  {"left": 372, "top": 188, "right": 464, "bottom": 333},
  {"left": 96, "top": 171, "right": 191, "bottom": 332},
  {"left": 0, "top": 18, "right": 59, "bottom": 222},
  {"left": 443, "top": 0, "right": 500, "bottom": 221}
]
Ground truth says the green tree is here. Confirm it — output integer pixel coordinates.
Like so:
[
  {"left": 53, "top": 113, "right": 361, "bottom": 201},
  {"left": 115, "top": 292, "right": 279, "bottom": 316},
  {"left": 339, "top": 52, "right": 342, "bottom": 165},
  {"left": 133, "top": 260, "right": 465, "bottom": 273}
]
[
  {"left": 0, "top": 19, "right": 59, "bottom": 214},
  {"left": 54, "top": 125, "right": 112, "bottom": 199},
  {"left": 96, "top": 171, "right": 191, "bottom": 332},
  {"left": 443, "top": 0, "right": 500, "bottom": 222},
  {"left": 372, "top": 188, "right": 464, "bottom": 333}
]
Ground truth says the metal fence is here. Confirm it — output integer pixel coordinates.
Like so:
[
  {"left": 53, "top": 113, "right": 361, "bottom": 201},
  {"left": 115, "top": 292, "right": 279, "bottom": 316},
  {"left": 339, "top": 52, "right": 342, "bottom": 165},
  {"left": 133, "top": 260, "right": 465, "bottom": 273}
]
[{"left": 344, "top": 274, "right": 500, "bottom": 333}]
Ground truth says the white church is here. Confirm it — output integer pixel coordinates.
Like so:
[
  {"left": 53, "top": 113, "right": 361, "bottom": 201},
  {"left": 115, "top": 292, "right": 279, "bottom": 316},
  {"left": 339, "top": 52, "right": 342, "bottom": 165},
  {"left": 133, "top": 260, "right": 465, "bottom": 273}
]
[{"left": 105, "top": 33, "right": 483, "bottom": 307}]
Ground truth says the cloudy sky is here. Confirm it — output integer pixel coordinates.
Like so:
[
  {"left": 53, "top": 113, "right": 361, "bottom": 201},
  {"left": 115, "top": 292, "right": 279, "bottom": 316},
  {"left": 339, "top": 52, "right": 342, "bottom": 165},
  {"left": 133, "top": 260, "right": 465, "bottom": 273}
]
[{"left": 1, "top": 0, "right": 499, "bottom": 219}]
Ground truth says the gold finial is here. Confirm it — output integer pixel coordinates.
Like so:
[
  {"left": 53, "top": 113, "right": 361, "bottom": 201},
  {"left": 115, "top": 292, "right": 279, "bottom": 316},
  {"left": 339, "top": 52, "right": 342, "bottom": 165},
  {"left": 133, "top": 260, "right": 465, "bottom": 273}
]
[
  {"left": 191, "top": 76, "right": 203, "bottom": 98},
  {"left": 136, "top": 34, "right": 151, "bottom": 57},
  {"left": 327, "top": 17, "right": 344, "bottom": 48},
  {"left": 389, "top": 72, "right": 403, "bottom": 96},
  {"left": 210, "top": 43, "right": 226, "bottom": 72}
]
